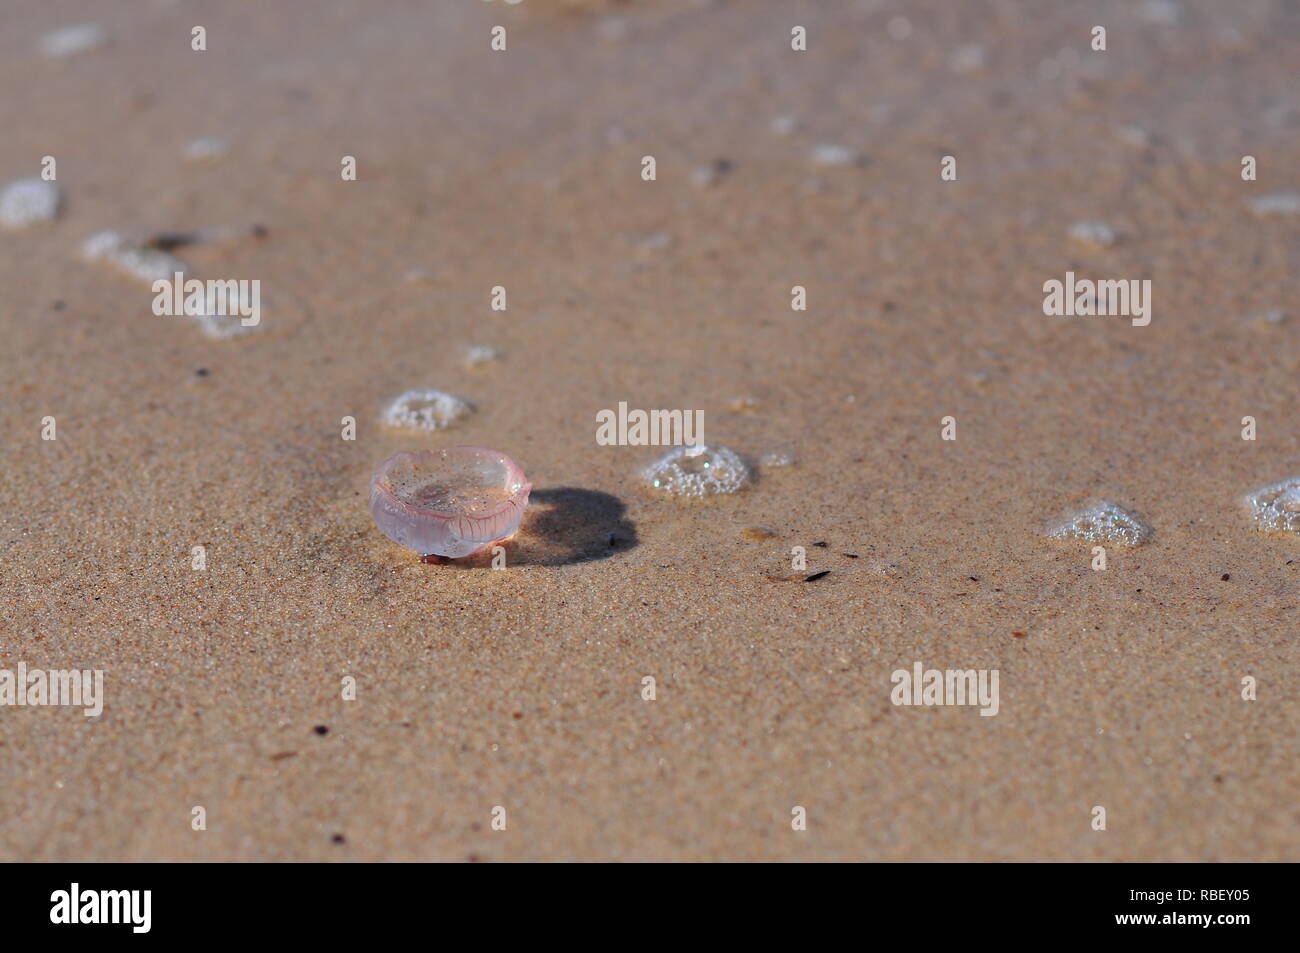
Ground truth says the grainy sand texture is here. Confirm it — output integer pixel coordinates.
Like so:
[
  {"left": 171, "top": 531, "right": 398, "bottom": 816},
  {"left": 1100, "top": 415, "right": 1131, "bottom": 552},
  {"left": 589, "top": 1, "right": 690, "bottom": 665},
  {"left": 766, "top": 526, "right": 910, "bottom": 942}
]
[{"left": 1, "top": 0, "right": 1297, "bottom": 861}]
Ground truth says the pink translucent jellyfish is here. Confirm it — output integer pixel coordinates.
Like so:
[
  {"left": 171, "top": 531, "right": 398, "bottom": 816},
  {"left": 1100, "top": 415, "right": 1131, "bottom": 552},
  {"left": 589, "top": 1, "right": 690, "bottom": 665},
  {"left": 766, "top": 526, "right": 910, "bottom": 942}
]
[{"left": 369, "top": 447, "right": 531, "bottom": 559}]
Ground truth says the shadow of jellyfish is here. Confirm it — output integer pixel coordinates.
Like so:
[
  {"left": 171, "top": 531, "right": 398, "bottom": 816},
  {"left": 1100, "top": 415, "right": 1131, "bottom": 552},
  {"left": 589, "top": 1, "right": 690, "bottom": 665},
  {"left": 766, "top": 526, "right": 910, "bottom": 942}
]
[{"left": 455, "top": 487, "right": 637, "bottom": 568}]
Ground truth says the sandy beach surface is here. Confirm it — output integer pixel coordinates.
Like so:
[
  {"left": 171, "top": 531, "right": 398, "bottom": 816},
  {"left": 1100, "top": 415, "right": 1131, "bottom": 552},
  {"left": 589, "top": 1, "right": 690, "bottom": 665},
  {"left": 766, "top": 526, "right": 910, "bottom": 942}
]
[{"left": 1, "top": 0, "right": 1297, "bottom": 861}]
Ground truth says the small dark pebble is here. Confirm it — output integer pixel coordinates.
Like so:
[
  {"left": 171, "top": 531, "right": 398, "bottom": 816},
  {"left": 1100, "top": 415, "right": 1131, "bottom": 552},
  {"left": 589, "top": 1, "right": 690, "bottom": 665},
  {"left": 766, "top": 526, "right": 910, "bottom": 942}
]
[
  {"left": 1213, "top": 775, "right": 1223, "bottom": 784},
  {"left": 252, "top": 223, "right": 269, "bottom": 238},
  {"left": 804, "top": 570, "right": 831, "bottom": 582},
  {"left": 843, "top": 553, "right": 859, "bottom": 559},
  {"left": 52, "top": 300, "right": 65, "bottom": 311},
  {"left": 813, "top": 541, "right": 828, "bottom": 548},
  {"left": 194, "top": 367, "right": 209, "bottom": 377},
  {"left": 331, "top": 834, "right": 346, "bottom": 844},
  {"left": 313, "top": 725, "right": 329, "bottom": 736},
  {"left": 969, "top": 576, "right": 979, "bottom": 581},
  {"left": 1012, "top": 631, "right": 1027, "bottom": 638},
  {"left": 1220, "top": 573, "right": 1231, "bottom": 581}
]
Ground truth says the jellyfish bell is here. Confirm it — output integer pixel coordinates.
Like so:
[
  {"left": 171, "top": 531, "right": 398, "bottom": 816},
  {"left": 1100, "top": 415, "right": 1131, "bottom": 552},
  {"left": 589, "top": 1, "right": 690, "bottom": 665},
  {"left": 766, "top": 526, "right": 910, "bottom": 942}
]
[{"left": 370, "top": 447, "right": 531, "bottom": 559}]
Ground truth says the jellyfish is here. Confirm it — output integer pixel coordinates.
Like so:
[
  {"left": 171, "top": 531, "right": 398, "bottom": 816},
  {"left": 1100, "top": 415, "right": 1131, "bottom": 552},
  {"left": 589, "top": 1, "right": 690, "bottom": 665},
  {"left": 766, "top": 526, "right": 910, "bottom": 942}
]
[{"left": 369, "top": 447, "right": 531, "bottom": 559}]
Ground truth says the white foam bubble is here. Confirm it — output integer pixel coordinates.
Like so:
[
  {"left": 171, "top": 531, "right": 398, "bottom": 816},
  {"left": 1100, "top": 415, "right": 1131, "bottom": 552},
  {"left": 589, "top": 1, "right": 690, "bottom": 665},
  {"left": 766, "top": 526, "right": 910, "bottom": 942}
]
[
  {"left": 1069, "top": 221, "right": 1118, "bottom": 248},
  {"left": 642, "top": 444, "right": 750, "bottom": 498},
  {"left": 381, "top": 389, "right": 474, "bottom": 430},
  {"left": 463, "top": 345, "right": 500, "bottom": 368},
  {"left": 810, "top": 144, "right": 864, "bottom": 167},
  {"left": 0, "top": 179, "right": 61, "bottom": 228},
  {"left": 1139, "top": 0, "right": 1182, "bottom": 25},
  {"left": 184, "top": 138, "right": 230, "bottom": 161},
  {"left": 948, "top": 43, "right": 987, "bottom": 73},
  {"left": 769, "top": 115, "right": 799, "bottom": 137},
  {"left": 1244, "top": 309, "right": 1288, "bottom": 327},
  {"left": 1244, "top": 477, "right": 1300, "bottom": 533},
  {"left": 1047, "top": 500, "right": 1152, "bottom": 546},
  {"left": 40, "top": 23, "right": 105, "bottom": 57},
  {"left": 1248, "top": 193, "right": 1300, "bottom": 216},
  {"left": 886, "top": 15, "right": 912, "bottom": 40},
  {"left": 186, "top": 285, "right": 264, "bottom": 340}
]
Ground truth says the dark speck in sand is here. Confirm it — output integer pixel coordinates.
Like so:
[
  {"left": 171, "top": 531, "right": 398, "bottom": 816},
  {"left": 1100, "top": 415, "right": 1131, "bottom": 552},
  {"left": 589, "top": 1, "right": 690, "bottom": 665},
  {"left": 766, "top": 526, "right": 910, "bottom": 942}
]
[
  {"left": 332, "top": 834, "right": 346, "bottom": 844},
  {"left": 195, "top": 367, "right": 209, "bottom": 377},
  {"left": 1012, "top": 631, "right": 1027, "bottom": 638},
  {"left": 804, "top": 570, "right": 831, "bottom": 582},
  {"left": 843, "top": 553, "right": 859, "bottom": 559},
  {"left": 1221, "top": 573, "right": 1231, "bottom": 581},
  {"left": 813, "top": 541, "right": 828, "bottom": 548},
  {"left": 313, "top": 725, "right": 329, "bottom": 736},
  {"left": 52, "top": 301, "right": 65, "bottom": 311}
]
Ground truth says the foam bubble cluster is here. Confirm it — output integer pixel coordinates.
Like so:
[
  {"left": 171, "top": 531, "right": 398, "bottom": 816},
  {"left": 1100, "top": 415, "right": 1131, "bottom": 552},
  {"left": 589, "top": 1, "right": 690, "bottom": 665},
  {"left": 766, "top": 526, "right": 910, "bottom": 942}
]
[
  {"left": 187, "top": 286, "right": 264, "bottom": 340},
  {"left": 83, "top": 230, "right": 188, "bottom": 283},
  {"left": 0, "top": 179, "right": 61, "bottom": 228},
  {"left": 1047, "top": 500, "right": 1152, "bottom": 546},
  {"left": 760, "top": 450, "right": 796, "bottom": 468},
  {"left": 642, "top": 444, "right": 750, "bottom": 498},
  {"left": 381, "top": 389, "right": 474, "bottom": 430},
  {"left": 1244, "top": 477, "right": 1300, "bottom": 533}
]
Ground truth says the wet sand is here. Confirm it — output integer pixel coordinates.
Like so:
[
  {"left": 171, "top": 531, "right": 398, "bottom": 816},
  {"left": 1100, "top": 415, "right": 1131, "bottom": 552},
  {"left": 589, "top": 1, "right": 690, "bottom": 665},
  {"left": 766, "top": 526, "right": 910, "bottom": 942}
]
[{"left": 0, "top": 0, "right": 1297, "bottom": 861}]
